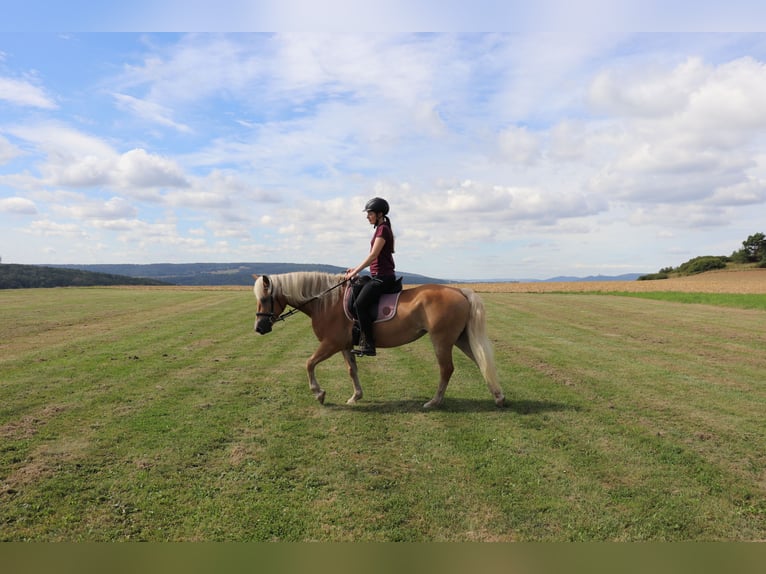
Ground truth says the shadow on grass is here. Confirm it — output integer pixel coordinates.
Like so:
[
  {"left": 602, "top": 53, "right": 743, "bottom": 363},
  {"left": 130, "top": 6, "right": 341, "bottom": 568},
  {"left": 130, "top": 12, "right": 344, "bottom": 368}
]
[{"left": 326, "top": 397, "right": 577, "bottom": 415}]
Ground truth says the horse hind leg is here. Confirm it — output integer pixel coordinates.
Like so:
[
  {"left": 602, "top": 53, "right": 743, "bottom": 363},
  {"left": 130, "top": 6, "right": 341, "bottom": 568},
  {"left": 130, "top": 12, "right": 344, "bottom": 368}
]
[
  {"left": 457, "top": 329, "right": 506, "bottom": 407},
  {"left": 423, "top": 338, "right": 455, "bottom": 409}
]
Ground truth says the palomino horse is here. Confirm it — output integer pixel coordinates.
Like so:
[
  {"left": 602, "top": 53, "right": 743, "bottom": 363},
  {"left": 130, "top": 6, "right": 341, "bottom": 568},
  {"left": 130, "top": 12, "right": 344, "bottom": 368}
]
[{"left": 253, "top": 272, "right": 506, "bottom": 408}]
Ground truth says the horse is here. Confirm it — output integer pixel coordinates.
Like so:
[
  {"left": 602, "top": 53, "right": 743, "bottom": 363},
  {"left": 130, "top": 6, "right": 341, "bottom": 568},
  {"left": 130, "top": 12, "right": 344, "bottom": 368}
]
[{"left": 253, "top": 272, "right": 506, "bottom": 409}]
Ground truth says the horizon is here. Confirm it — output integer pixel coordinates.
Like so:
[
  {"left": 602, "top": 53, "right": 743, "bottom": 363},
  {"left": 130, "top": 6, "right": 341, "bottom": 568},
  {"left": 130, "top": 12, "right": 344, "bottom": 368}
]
[
  {"left": 2, "top": 4, "right": 766, "bottom": 280},
  {"left": 13, "top": 260, "right": 651, "bottom": 283}
]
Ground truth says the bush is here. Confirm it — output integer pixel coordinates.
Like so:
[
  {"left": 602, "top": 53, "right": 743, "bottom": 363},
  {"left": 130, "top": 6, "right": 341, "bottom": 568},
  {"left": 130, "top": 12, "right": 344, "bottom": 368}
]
[
  {"left": 677, "top": 256, "right": 728, "bottom": 276},
  {"left": 638, "top": 272, "right": 669, "bottom": 281},
  {"left": 730, "top": 249, "right": 750, "bottom": 264}
]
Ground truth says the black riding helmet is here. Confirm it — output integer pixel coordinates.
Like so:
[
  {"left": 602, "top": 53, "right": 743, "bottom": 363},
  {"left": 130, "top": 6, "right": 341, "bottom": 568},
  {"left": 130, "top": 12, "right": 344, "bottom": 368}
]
[{"left": 364, "top": 197, "right": 389, "bottom": 215}]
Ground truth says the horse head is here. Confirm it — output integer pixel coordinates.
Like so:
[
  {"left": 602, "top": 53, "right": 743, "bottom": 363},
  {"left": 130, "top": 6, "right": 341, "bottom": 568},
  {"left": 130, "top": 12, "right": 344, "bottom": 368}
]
[{"left": 253, "top": 274, "right": 286, "bottom": 335}]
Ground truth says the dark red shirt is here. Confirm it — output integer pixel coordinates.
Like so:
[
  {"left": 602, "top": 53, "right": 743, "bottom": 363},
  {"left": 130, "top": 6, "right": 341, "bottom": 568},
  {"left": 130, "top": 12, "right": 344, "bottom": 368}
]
[{"left": 370, "top": 222, "right": 395, "bottom": 277}]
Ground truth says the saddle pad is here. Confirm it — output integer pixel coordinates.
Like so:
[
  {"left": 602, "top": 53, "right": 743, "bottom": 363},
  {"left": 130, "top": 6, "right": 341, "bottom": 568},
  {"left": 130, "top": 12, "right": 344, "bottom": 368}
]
[{"left": 344, "top": 289, "right": 402, "bottom": 323}]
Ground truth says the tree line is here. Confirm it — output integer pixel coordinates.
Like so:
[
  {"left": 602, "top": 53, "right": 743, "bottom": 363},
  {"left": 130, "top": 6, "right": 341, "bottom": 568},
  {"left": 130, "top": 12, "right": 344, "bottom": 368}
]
[{"left": 640, "top": 232, "right": 766, "bottom": 281}]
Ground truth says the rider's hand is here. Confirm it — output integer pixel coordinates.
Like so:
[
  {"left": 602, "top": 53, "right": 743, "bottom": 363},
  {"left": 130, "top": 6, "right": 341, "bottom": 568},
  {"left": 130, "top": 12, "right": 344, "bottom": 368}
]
[{"left": 345, "top": 268, "right": 358, "bottom": 280}]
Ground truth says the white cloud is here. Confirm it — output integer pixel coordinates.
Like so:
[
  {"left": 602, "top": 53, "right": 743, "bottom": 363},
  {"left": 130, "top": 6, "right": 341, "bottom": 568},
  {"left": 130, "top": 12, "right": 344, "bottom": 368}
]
[
  {"left": 58, "top": 196, "right": 138, "bottom": 220},
  {"left": 47, "top": 147, "right": 189, "bottom": 190},
  {"left": 115, "top": 148, "right": 188, "bottom": 189},
  {"left": 0, "top": 135, "right": 21, "bottom": 164},
  {"left": 549, "top": 121, "right": 588, "bottom": 162},
  {"left": 115, "top": 34, "right": 267, "bottom": 104},
  {"left": 683, "top": 57, "right": 766, "bottom": 137},
  {"left": 112, "top": 93, "right": 192, "bottom": 133},
  {"left": 710, "top": 178, "right": 766, "bottom": 206},
  {"left": 584, "top": 55, "right": 766, "bottom": 209},
  {"left": 0, "top": 76, "right": 57, "bottom": 109},
  {"left": 8, "top": 122, "right": 114, "bottom": 162},
  {"left": 0, "top": 197, "right": 37, "bottom": 214},
  {"left": 27, "top": 219, "right": 88, "bottom": 238},
  {"left": 111, "top": 220, "right": 210, "bottom": 252},
  {"left": 3, "top": 123, "right": 189, "bottom": 191},
  {"left": 589, "top": 57, "right": 707, "bottom": 118},
  {"left": 496, "top": 126, "right": 540, "bottom": 165}
]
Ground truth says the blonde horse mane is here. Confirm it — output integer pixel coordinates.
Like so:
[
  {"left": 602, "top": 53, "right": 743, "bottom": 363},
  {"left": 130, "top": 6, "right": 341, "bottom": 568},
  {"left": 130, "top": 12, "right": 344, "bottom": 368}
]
[{"left": 255, "top": 271, "right": 346, "bottom": 311}]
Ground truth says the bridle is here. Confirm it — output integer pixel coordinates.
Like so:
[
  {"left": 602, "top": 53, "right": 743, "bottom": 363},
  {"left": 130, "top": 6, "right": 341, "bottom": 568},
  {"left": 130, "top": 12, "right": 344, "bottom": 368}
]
[
  {"left": 255, "top": 292, "right": 282, "bottom": 324},
  {"left": 256, "top": 277, "right": 350, "bottom": 326}
]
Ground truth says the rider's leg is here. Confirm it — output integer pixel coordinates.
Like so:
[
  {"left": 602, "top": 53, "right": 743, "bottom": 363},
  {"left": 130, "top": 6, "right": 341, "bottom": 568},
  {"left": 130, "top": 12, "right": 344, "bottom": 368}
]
[{"left": 353, "top": 280, "right": 381, "bottom": 355}]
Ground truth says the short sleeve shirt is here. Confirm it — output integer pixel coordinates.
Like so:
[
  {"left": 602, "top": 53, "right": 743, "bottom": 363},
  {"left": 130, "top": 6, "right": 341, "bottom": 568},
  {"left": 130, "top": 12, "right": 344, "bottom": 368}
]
[{"left": 370, "top": 222, "right": 395, "bottom": 277}]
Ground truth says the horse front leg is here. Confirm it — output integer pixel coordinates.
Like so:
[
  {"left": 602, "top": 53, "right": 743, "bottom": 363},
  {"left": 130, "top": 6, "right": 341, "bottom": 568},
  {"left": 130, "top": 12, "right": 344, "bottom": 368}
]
[
  {"left": 341, "top": 349, "right": 363, "bottom": 404},
  {"left": 306, "top": 340, "right": 341, "bottom": 405}
]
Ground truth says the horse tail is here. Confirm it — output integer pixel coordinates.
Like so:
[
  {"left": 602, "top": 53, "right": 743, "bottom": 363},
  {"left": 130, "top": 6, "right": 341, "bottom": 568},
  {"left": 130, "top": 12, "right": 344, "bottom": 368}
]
[{"left": 460, "top": 288, "right": 506, "bottom": 406}]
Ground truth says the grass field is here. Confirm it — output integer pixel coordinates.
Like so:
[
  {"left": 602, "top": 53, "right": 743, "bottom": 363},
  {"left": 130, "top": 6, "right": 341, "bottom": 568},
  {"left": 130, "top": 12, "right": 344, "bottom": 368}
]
[{"left": 1, "top": 271, "right": 765, "bottom": 541}]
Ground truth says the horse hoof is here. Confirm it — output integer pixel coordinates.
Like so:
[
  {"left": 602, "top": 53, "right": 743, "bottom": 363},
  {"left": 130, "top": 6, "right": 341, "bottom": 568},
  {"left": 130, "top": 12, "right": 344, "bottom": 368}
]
[
  {"left": 346, "top": 393, "right": 362, "bottom": 405},
  {"left": 423, "top": 399, "right": 441, "bottom": 409},
  {"left": 495, "top": 395, "right": 506, "bottom": 407},
  {"left": 316, "top": 390, "right": 326, "bottom": 405}
]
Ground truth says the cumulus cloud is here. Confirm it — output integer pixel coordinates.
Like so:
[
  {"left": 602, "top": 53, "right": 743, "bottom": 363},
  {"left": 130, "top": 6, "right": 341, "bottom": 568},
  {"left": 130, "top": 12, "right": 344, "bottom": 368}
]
[
  {"left": 3, "top": 123, "right": 189, "bottom": 191},
  {"left": 585, "top": 55, "right": 766, "bottom": 209},
  {"left": 48, "top": 147, "right": 189, "bottom": 190},
  {"left": 27, "top": 219, "right": 88, "bottom": 238},
  {"left": 589, "top": 57, "right": 706, "bottom": 118},
  {"left": 110, "top": 219, "right": 209, "bottom": 251},
  {"left": 115, "top": 148, "right": 188, "bottom": 189},
  {"left": 0, "top": 197, "right": 37, "bottom": 214},
  {"left": 398, "top": 180, "right": 604, "bottom": 229},
  {"left": 58, "top": 196, "right": 138, "bottom": 220}
]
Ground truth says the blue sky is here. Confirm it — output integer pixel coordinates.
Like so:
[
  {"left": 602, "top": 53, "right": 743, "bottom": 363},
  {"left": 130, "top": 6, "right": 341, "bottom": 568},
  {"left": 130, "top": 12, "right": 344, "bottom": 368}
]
[{"left": 2, "top": 4, "right": 766, "bottom": 280}]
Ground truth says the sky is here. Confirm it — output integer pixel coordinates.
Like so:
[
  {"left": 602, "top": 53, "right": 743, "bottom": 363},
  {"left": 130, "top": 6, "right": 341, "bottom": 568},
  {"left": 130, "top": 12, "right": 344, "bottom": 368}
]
[{"left": 2, "top": 3, "right": 766, "bottom": 280}]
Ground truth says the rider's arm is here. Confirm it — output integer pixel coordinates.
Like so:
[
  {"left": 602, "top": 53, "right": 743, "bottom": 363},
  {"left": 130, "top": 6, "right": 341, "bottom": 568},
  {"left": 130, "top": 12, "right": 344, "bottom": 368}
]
[{"left": 346, "top": 237, "right": 386, "bottom": 279}]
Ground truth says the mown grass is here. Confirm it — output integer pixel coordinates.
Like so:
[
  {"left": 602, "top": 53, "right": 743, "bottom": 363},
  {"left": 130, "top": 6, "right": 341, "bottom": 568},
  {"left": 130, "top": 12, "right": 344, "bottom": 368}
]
[{"left": 1, "top": 287, "right": 764, "bottom": 541}]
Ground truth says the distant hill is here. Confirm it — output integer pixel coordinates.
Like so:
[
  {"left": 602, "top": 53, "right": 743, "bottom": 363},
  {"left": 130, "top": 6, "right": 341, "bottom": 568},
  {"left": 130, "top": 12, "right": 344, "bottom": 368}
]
[
  {"left": 48, "top": 262, "right": 450, "bottom": 286},
  {"left": 0, "top": 264, "right": 170, "bottom": 289},
  {"left": 461, "top": 273, "right": 647, "bottom": 283},
  {"left": 539, "top": 273, "right": 645, "bottom": 283}
]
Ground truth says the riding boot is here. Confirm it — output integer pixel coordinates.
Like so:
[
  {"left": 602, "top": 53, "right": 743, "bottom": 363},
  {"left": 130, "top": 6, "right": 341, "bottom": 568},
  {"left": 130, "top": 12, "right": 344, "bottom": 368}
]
[{"left": 353, "top": 314, "right": 376, "bottom": 356}]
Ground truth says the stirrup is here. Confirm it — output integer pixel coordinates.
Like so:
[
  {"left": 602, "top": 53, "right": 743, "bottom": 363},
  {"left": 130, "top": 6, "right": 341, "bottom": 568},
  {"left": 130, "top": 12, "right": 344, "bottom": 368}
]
[{"left": 351, "top": 344, "right": 376, "bottom": 357}]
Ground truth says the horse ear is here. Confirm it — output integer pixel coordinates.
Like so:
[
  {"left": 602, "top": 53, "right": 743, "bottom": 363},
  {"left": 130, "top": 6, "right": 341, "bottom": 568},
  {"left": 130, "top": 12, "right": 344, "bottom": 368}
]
[
  {"left": 261, "top": 275, "right": 271, "bottom": 293},
  {"left": 252, "top": 274, "right": 259, "bottom": 281}
]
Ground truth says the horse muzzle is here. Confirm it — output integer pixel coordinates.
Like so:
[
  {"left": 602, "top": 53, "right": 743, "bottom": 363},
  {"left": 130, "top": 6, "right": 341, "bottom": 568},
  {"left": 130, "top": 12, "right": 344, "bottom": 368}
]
[{"left": 255, "top": 318, "right": 273, "bottom": 335}]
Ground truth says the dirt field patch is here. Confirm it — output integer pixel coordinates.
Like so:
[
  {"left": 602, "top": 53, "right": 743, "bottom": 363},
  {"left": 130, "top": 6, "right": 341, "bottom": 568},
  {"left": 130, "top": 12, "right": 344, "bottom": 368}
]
[{"left": 452, "top": 268, "right": 766, "bottom": 294}]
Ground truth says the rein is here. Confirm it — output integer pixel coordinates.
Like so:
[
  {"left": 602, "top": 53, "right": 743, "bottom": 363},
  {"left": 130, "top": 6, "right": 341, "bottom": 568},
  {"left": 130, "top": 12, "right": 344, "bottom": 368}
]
[{"left": 258, "top": 277, "right": 350, "bottom": 324}]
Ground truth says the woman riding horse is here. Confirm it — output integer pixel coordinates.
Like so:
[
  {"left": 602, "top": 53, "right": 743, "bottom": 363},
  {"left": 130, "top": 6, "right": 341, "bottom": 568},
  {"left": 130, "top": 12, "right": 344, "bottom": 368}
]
[{"left": 345, "top": 197, "right": 397, "bottom": 357}]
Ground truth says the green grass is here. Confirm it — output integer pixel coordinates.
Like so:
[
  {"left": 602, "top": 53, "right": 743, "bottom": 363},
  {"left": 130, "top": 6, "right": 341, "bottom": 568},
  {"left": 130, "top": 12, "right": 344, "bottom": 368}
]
[
  {"left": 601, "top": 291, "right": 766, "bottom": 311},
  {"left": 1, "top": 287, "right": 765, "bottom": 540}
]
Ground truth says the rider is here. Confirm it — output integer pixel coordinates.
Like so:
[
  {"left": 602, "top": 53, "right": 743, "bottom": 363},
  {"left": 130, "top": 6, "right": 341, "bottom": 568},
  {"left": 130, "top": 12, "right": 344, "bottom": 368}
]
[{"left": 345, "top": 197, "right": 396, "bottom": 357}]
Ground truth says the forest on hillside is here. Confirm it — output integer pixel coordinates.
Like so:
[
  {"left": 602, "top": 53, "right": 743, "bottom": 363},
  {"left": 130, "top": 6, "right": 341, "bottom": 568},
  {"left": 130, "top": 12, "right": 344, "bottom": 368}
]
[{"left": 0, "top": 264, "right": 169, "bottom": 289}]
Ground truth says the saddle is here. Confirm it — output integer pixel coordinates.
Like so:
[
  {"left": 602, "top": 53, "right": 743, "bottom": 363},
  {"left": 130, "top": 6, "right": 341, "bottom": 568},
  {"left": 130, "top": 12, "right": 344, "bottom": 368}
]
[{"left": 344, "top": 276, "right": 403, "bottom": 324}]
